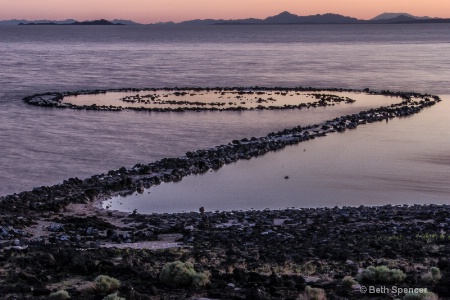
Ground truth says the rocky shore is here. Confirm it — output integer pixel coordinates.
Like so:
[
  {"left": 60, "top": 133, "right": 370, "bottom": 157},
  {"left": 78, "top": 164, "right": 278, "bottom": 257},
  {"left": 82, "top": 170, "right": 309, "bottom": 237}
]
[
  {"left": 1, "top": 203, "right": 450, "bottom": 299},
  {"left": 0, "top": 88, "right": 445, "bottom": 299}
]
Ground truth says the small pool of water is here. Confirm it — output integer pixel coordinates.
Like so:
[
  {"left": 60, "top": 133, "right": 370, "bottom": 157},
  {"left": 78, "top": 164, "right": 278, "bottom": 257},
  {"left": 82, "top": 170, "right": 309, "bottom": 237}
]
[{"left": 102, "top": 94, "right": 450, "bottom": 214}]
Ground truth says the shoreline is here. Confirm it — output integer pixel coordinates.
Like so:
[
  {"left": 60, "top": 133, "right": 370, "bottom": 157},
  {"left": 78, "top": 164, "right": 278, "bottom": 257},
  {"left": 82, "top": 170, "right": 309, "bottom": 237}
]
[
  {"left": 0, "top": 87, "right": 446, "bottom": 299},
  {"left": 2, "top": 203, "right": 450, "bottom": 299}
]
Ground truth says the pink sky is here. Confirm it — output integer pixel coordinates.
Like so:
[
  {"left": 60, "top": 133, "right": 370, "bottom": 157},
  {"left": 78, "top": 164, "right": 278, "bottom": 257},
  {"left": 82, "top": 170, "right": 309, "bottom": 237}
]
[{"left": 1, "top": 0, "right": 449, "bottom": 23}]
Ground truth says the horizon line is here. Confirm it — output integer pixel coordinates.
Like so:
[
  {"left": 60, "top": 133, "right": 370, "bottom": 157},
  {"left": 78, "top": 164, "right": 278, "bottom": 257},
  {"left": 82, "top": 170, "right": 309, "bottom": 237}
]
[{"left": 1, "top": 11, "right": 447, "bottom": 25}]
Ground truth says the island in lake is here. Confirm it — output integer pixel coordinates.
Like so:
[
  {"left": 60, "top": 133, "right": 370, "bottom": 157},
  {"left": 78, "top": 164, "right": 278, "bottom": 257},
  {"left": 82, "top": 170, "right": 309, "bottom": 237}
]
[{"left": 18, "top": 19, "right": 124, "bottom": 25}]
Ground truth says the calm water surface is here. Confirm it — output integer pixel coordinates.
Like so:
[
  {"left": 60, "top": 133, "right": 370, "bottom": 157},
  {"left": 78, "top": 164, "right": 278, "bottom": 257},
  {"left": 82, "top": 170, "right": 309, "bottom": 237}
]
[
  {"left": 105, "top": 95, "right": 450, "bottom": 213},
  {"left": 1, "top": 25, "right": 449, "bottom": 208}
]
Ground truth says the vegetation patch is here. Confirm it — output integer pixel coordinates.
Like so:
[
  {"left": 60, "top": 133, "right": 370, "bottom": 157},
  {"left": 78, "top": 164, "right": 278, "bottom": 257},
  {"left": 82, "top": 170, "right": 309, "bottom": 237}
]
[
  {"left": 94, "top": 275, "right": 121, "bottom": 293},
  {"left": 341, "top": 275, "right": 358, "bottom": 289},
  {"left": 49, "top": 290, "right": 70, "bottom": 299},
  {"left": 103, "top": 292, "right": 125, "bottom": 300},
  {"left": 159, "top": 261, "right": 209, "bottom": 287},
  {"left": 421, "top": 267, "right": 442, "bottom": 284},
  {"left": 297, "top": 285, "right": 327, "bottom": 300},
  {"left": 357, "top": 265, "right": 406, "bottom": 284},
  {"left": 403, "top": 292, "right": 439, "bottom": 300}
]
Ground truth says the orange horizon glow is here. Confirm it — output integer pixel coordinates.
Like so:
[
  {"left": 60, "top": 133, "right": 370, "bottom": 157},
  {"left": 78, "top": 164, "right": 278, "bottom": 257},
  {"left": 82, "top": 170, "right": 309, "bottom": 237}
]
[{"left": 1, "top": 0, "right": 449, "bottom": 23}]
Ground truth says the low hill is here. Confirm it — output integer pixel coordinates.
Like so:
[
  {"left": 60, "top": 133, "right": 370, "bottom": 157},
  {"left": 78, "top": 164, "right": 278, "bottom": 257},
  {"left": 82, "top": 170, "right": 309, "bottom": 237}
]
[
  {"left": 372, "top": 12, "right": 431, "bottom": 20},
  {"left": 264, "top": 11, "right": 359, "bottom": 24}
]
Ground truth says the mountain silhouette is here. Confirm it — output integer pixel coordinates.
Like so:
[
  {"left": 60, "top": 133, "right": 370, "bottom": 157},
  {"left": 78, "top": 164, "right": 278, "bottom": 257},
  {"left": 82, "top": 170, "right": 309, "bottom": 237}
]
[
  {"left": 18, "top": 19, "right": 124, "bottom": 26},
  {"left": 264, "top": 11, "right": 359, "bottom": 24},
  {"left": 2, "top": 12, "right": 449, "bottom": 26},
  {"left": 371, "top": 12, "right": 431, "bottom": 20}
]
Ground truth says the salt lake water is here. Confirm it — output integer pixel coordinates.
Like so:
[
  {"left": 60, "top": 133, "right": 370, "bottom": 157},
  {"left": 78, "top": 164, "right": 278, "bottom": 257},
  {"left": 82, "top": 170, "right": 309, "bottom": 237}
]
[
  {"left": 1, "top": 24, "right": 449, "bottom": 211},
  {"left": 105, "top": 96, "right": 450, "bottom": 213}
]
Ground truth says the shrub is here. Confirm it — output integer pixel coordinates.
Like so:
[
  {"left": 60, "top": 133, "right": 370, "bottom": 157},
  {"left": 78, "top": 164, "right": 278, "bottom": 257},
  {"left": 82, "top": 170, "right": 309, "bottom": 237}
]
[
  {"left": 431, "top": 267, "right": 441, "bottom": 279},
  {"left": 357, "top": 266, "right": 406, "bottom": 284},
  {"left": 297, "top": 285, "right": 327, "bottom": 300},
  {"left": 103, "top": 293, "right": 125, "bottom": 300},
  {"left": 159, "top": 261, "right": 209, "bottom": 287},
  {"left": 403, "top": 292, "right": 438, "bottom": 300},
  {"left": 94, "top": 275, "right": 121, "bottom": 293},
  {"left": 49, "top": 290, "right": 70, "bottom": 299},
  {"left": 341, "top": 276, "right": 357, "bottom": 289},
  {"left": 421, "top": 267, "right": 441, "bottom": 284}
]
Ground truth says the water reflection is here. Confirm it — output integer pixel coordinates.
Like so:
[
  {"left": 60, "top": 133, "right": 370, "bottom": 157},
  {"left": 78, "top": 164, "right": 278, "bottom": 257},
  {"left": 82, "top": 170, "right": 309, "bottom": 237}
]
[{"left": 103, "top": 95, "right": 450, "bottom": 213}]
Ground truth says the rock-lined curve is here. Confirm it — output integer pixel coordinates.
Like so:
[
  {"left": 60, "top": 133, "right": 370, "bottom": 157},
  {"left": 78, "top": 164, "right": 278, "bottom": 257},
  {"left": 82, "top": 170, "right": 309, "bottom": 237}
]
[
  {"left": 0, "top": 87, "right": 444, "bottom": 299},
  {"left": 24, "top": 87, "right": 359, "bottom": 112},
  {"left": 4, "top": 88, "right": 441, "bottom": 216}
]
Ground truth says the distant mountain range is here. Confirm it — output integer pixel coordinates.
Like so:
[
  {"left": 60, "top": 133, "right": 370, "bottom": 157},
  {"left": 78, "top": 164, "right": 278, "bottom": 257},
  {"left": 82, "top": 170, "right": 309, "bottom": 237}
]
[
  {"left": 371, "top": 13, "right": 432, "bottom": 20},
  {"left": 0, "top": 18, "right": 137, "bottom": 25},
  {"left": 204, "top": 11, "right": 448, "bottom": 25},
  {"left": 17, "top": 19, "right": 125, "bottom": 26},
  {"left": 0, "top": 12, "right": 449, "bottom": 26}
]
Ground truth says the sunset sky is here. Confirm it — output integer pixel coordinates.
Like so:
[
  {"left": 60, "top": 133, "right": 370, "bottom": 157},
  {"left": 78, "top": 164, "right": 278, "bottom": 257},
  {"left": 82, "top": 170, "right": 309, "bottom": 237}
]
[{"left": 1, "top": 0, "right": 449, "bottom": 23}]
